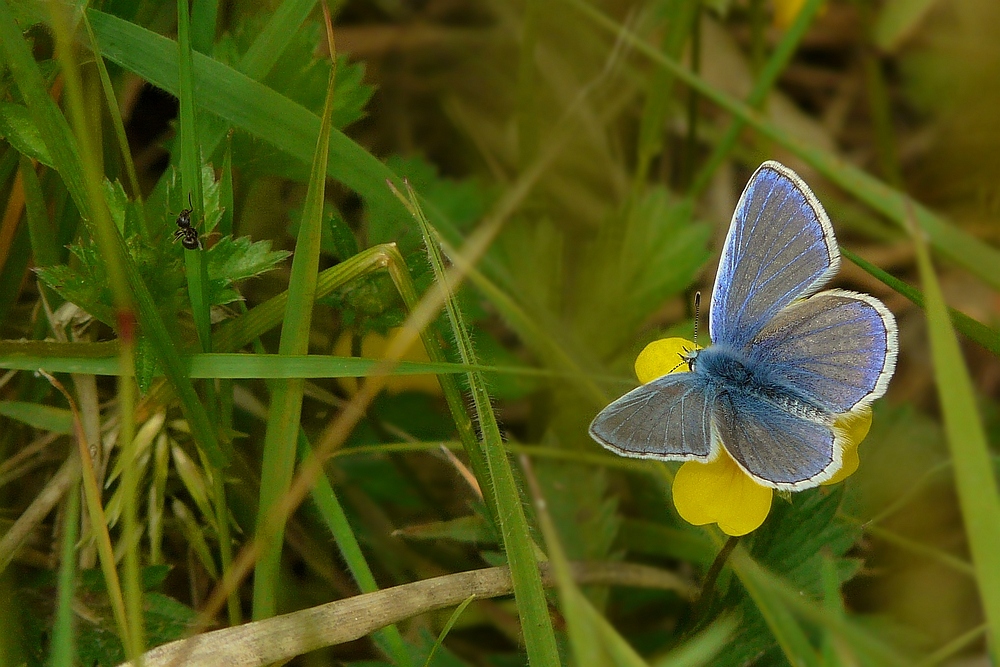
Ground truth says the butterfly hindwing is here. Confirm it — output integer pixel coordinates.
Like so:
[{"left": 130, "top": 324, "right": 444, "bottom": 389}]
[
  {"left": 710, "top": 162, "right": 840, "bottom": 350},
  {"left": 747, "top": 289, "right": 898, "bottom": 413},
  {"left": 714, "top": 389, "right": 838, "bottom": 489},
  {"left": 589, "top": 373, "right": 716, "bottom": 461}
]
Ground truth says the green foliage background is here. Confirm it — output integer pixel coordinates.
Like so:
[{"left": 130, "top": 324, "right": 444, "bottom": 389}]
[{"left": 0, "top": 0, "right": 998, "bottom": 665}]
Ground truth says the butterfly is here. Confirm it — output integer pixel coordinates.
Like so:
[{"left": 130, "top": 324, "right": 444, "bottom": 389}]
[{"left": 589, "top": 161, "right": 898, "bottom": 490}]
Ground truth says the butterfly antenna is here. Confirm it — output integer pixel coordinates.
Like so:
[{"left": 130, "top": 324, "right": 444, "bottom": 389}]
[{"left": 692, "top": 291, "right": 701, "bottom": 348}]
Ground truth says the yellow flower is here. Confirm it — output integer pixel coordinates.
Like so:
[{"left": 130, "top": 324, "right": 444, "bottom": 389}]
[
  {"left": 334, "top": 328, "right": 442, "bottom": 396},
  {"left": 635, "top": 337, "right": 872, "bottom": 536}
]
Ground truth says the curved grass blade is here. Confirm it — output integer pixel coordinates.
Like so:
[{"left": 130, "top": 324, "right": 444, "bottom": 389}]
[
  {"left": 843, "top": 247, "right": 1000, "bottom": 357},
  {"left": 399, "top": 183, "right": 560, "bottom": 666}
]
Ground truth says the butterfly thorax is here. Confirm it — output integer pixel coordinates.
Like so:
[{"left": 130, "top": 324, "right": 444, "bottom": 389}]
[{"left": 695, "top": 344, "right": 834, "bottom": 425}]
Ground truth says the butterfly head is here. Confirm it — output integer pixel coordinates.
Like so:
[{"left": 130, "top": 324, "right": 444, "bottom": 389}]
[{"left": 677, "top": 347, "right": 700, "bottom": 372}]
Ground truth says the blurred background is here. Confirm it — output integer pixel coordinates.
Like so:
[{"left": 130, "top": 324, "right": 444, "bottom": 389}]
[{"left": 2, "top": 0, "right": 999, "bottom": 665}]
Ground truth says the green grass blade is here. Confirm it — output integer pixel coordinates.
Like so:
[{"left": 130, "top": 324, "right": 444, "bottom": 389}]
[
  {"left": 299, "top": 432, "right": 413, "bottom": 667},
  {"left": 80, "top": 12, "right": 146, "bottom": 223},
  {"left": 689, "top": 0, "right": 824, "bottom": 196},
  {"left": 88, "top": 9, "right": 407, "bottom": 221},
  {"left": 913, "top": 220, "right": 1000, "bottom": 661},
  {"left": 47, "top": 477, "right": 80, "bottom": 667},
  {"left": 190, "top": 0, "right": 219, "bottom": 54},
  {"left": 400, "top": 185, "right": 561, "bottom": 666},
  {"left": 733, "top": 549, "right": 912, "bottom": 665},
  {"left": 650, "top": 615, "right": 737, "bottom": 667},
  {"left": 633, "top": 0, "right": 698, "bottom": 189},
  {"left": 423, "top": 594, "right": 475, "bottom": 667},
  {"left": 0, "top": 344, "right": 548, "bottom": 379},
  {"left": 252, "top": 28, "right": 338, "bottom": 620},
  {"left": 843, "top": 247, "right": 1000, "bottom": 357},
  {"left": 238, "top": 0, "right": 318, "bottom": 79},
  {"left": 177, "top": 0, "right": 212, "bottom": 353},
  {"left": 730, "top": 547, "right": 821, "bottom": 667}
]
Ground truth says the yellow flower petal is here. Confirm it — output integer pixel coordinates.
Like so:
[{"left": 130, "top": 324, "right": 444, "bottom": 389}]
[
  {"left": 822, "top": 406, "right": 873, "bottom": 486},
  {"left": 333, "top": 328, "right": 442, "bottom": 396},
  {"left": 672, "top": 449, "right": 773, "bottom": 536},
  {"left": 634, "top": 337, "right": 698, "bottom": 383}
]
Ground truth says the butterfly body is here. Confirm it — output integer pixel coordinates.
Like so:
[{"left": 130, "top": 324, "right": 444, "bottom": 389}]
[
  {"left": 693, "top": 344, "right": 834, "bottom": 425},
  {"left": 590, "top": 162, "right": 898, "bottom": 491}
]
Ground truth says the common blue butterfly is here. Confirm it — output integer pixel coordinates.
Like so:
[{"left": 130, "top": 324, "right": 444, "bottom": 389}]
[{"left": 589, "top": 161, "right": 898, "bottom": 490}]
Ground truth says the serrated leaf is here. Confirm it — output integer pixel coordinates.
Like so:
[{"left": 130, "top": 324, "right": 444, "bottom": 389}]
[
  {"left": 578, "top": 190, "right": 711, "bottom": 357},
  {"left": 327, "top": 211, "right": 360, "bottom": 260},
  {"left": 101, "top": 177, "right": 129, "bottom": 234},
  {"left": 204, "top": 235, "right": 291, "bottom": 306},
  {"left": 36, "top": 250, "right": 117, "bottom": 327}
]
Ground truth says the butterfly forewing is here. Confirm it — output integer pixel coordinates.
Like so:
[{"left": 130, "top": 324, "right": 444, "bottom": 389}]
[
  {"left": 710, "top": 162, "right": 840, "bottom": 350},
  {"left": 589, "top": 373, "right": 716, "bottom": 461},
  {"left": 748, "top": 290, "right": 898, "bottom": 413}
]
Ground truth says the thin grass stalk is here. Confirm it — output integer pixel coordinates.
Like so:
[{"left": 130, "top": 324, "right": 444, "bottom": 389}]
[
  {"left": 45, "top": 2, "right": 146, "bottom": 658},
  {"left": 48, "top": 477, "right": 80, "bottom": 667},
  {"left": 177, "top": 0, "right": 211, "bottom": 352},
  {"left": 81, "top": 13, "right": 146, "bottom": 227},
  {"left": 41, "top": 371, "right": 133, "bottom": 658},
  {"left": 516, "top": 0, "right": 540, "bottom": 168},
  {"left": 522, "top": 455, "right": 616, "bottom": 666},
  {"left": 732, "top": 550, "right": 912, "bottom": 665},
  {"left": 730, "top": 547, "right": 822, "bottom": 667},
  {"left": 842, "top": 247, "right": 1000, "bottom": 356},
  {"left": 855, "top": 0, "right": 903, "bottom": 189},
  {"left": 298, "top": 433, "right": 413, "bottom": 666},
  {"left": 400, "top": 184, "right": 561, "bottom": 666},
  {"left": 251, "top": 13, "right": 339, "bottom": 619},
  {"left": 632, "top": 0, "right": 699, "bottom": 191},
  {"left": 422, "top": 596, "right": 476, "bottom": 667}
]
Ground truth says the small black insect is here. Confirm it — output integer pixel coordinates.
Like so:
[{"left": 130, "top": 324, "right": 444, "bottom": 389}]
[{"left": 173, "top": 193, "right": 201, "bottom": 250}]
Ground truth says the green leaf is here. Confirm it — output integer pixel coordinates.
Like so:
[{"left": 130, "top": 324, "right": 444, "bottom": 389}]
[
  {"left": 0, "top": 102, "right": 53, "bottom": 166},
  {"left": 0, "top": 400, "right": 73, "bottom": 434},
  {"left": 914, "top": 218, "right": 1000, "bottom": 661},
  {"left": 204, "top": 235, "right": 291, "bottom": 306},
  {"left": 395, "top": 516, "right": 495, "bottom": 544},
  {"left": 220, "top": 13, "right": 373, "bottom": 180}
]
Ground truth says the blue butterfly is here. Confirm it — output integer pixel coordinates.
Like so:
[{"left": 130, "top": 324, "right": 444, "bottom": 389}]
[{"left": 589, "top": 161, "right": 898, "bottom": 490}]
